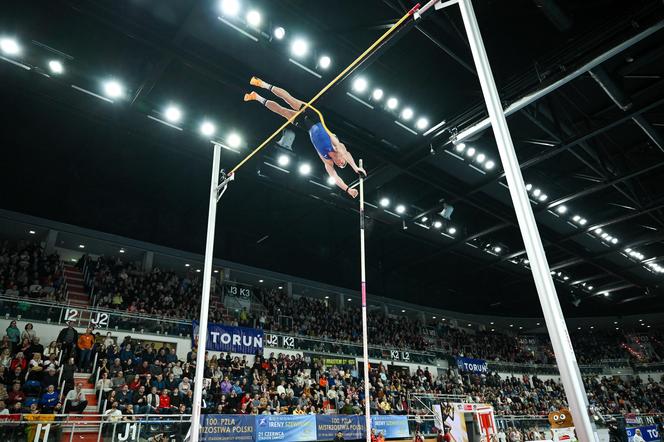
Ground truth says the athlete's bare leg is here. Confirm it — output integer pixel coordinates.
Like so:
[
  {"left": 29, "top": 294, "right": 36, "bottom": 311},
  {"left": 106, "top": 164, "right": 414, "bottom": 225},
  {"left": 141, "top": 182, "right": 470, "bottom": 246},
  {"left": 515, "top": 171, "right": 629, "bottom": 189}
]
[
  {"left": 250, "top": 77, "right": 304, "bottom": 111},
  {"left": 244, "top": 91, "right": 296, "bottom": 120}
]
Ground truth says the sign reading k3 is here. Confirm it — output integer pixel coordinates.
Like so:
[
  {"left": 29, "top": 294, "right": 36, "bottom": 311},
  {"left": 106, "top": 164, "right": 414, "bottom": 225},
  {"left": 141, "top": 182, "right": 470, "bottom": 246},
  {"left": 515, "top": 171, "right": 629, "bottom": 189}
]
[{"left": 192, "top": 321, "right": 263, "bottom": 355}]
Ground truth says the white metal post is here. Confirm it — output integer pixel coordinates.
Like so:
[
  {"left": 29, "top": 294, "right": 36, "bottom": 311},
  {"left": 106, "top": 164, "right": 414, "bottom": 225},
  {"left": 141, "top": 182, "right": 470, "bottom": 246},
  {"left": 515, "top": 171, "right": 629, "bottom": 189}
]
[
  {"left": 456, "top": 1, "right": 596, "bottom": 442},
  {"left": 190, "top": 142, "right": 222, "bottom": 442},
  {"left": 359, "top": 159, "right": 372, "bottom": 442}
]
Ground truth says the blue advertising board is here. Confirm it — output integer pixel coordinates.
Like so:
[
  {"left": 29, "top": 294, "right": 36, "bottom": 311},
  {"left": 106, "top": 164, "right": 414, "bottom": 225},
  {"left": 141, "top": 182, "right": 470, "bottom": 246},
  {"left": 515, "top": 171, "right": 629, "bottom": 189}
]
[
  {"left": 200, "top": 415, "right": 255, "bottom": 441},
  {"left": 316, "top": 415, "right": 364, "bottom": 440},
  {"left": 626, "top": 426, "right": 659, "bottom": 442},
  {"left": 371, "top": 415, "right": 410, "bottom": 438},
  {"left": 255, "top": 414, "right": 317, "bottom": 441},
  {"left": 456, "top": 356, "right": 489, "bottom": 374},
  {"left": 193, "top": 321, "right": 263, "bottom": 354}
]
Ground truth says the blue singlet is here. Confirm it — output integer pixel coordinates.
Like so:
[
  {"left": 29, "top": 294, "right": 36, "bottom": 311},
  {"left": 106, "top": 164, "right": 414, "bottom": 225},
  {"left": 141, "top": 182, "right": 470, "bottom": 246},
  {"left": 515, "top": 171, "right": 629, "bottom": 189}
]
[{"left": 309, "top": 123, "right": 334, "bottom": 160}]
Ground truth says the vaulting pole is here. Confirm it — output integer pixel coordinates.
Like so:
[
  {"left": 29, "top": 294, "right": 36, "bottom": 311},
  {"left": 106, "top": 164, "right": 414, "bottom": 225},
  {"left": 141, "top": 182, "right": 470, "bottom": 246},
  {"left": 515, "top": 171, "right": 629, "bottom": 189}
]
[
  {"left": 190, "top": 142, "right": 222, "bottom": 442},
  {"left": 455, "top": 1, "right": 596, "bottom": 441},
  {"left": 358, "top": 159, "right": 372, "bottom": 442}
]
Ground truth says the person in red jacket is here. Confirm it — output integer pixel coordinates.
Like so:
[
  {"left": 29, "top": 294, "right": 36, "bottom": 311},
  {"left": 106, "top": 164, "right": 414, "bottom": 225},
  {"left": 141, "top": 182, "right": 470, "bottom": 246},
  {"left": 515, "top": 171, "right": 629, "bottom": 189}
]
[
  {"left": 10, "top": 352, "right": 27, "bottom": 371},
  {"left": 158, "top": 389, "right": 171, "bottom": 414}
]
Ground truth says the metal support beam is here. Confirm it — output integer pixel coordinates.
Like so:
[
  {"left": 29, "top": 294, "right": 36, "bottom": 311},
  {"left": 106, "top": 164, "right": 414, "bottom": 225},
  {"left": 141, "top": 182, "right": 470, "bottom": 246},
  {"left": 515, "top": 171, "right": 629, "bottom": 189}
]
[
  {"left": 457, "top": 2, "right": 598, "bottom": 440},
  {"left": 453, "top": 20, "right": 664, "bottom": 142}
]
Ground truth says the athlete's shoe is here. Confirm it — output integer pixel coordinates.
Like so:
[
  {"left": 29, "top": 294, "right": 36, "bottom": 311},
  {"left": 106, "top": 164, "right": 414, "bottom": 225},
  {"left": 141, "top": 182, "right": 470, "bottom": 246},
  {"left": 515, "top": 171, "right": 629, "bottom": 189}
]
[
  {"left": 249, "top": 76, "right": 264, "bottom": 87},
  {"left": 244, "top": 91, "right": 259, "bottom": 102}
]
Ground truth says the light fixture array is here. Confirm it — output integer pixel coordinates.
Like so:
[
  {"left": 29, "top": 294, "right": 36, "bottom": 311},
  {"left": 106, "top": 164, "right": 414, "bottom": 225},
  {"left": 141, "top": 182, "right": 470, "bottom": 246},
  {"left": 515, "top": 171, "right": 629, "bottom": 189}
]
[
  {"left": 0, "top": 35, "right": 245, "bottom": 150},
  {"left": 623, "top": 248, "right": 664, "bottom": 275},
  {"left": 348, "top": 76, "right": 435, "bottom": 135},
  {"left": 448, "top": 142, "right": 497, "bottom": 172}
]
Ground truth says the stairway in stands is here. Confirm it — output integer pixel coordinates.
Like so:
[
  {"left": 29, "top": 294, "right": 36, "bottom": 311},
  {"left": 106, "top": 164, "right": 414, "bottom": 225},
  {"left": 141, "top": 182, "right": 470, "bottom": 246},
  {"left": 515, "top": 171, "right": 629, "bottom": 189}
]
[
  {"left": 64, "top": 264, "right": 90, "bottom": 307},
  {"left": 60, "top": 372, "right": 101, "bottom": 441}
]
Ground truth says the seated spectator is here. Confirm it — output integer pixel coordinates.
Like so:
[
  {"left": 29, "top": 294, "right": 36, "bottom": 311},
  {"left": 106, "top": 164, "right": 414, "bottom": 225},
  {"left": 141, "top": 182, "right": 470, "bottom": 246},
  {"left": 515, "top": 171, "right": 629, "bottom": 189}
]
[{"left": 65, "top": 383, "right": 88, "bottom": 413}]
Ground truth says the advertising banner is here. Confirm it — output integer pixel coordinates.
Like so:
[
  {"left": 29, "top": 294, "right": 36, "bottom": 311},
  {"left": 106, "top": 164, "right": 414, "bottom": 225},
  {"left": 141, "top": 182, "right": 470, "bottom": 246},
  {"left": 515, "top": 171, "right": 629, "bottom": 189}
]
[
  {"left": 255, "top": 414, "right": 317, "bottom": 441},
  {"left": 192, "top": 321, "right": 263, "bottom": 354},
  {"left": 371, "top": 415, "right": 410, "bottom": 438},
  {"left": 316, "top": 415, "right": 364, "bottom": 440},
  {"left": 456, "top": 356, "right": 489, "bottom": 374},
  {"left": 200, "top": 415, "right": 255, "bottom": 441}
]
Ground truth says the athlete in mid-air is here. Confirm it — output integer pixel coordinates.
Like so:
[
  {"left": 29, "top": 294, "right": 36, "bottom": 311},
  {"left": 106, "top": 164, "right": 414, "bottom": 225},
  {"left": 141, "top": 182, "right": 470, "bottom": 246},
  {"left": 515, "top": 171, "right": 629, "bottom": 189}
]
[{"left": 244, "top": 77, "right": 366, "bottom": 198}]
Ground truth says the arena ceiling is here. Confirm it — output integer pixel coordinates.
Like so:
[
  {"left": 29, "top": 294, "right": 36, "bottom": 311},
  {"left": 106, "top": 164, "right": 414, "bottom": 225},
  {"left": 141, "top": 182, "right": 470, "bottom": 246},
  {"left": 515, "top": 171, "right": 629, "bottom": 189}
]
[{"left": 1, "top": 0, "right": 664, "bottom": 317}]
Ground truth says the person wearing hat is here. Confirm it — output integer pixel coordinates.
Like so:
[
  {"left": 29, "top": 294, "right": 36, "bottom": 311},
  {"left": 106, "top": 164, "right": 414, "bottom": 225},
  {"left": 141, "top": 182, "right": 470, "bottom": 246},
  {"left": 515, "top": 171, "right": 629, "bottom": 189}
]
[{"left": 333, "top": 430, "right": 345, "bottom": 441}]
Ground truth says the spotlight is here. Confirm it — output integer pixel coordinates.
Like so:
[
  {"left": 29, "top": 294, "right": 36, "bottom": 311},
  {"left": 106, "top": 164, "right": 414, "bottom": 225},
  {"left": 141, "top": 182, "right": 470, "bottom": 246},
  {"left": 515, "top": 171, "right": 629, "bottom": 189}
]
[
  {"left": 164, "top": 106, "right": 182, "bottom": 123},
  {"left": 455, "top": 143, "right": 466, "bottom": 153},
  {"left": 466, "top": 147, "right": 476, "bottom": 157},
  {"left": 298, "top": 163, "right": 311, "bottom": 175},
  {"left": 102, "top": 80, "right": 124, "bottom": 99},
  {"left": 602, "top": 292, "right": 609, "bottom": 297},
  {"left": 386, "top": 97, "right": 398, "bottom": 110},
  {"left": 594, "top": 228, "right": 603, "bottom": 234},
  {"left": 555, "top": 206, "right": 567, "bottom": 214},
  {"left": 28, "top": 230, "right": 36, "bottom": 235},
  {"left": 119, "top": 249, "right": 126, "bottom": 254},
  {"left": 200, "top": 121, "right": 216, "bottom": 137},
  {"left": 533, "top": 188, "right": 541, "bottom": 197},
  {"left": 611, "top": 237, "right": 618, "bottom": 244},
  {"left": 226, "top": 132, "right": 242, "bottom": 148},
  {"left": 352, "top": 77, "right": 368, "bottom": 93},
  {"left": 326, "top": 176, "right": 336, "bottom": 186},
  {"left": 601, "top": 233, "right": 609, "bottom": 239},
  {"left": 185, "top": 264, "right": 190, "bottom": 267},
  {"left": 0, "top": 37, "right": 20, "bottom": 55},
  {"left": 476, "top": 153, "right": 486, "bottom": 163},
  {"left": 525, "top": 183, "right": 533, "bottom": 191},
  {"left": 421, "top": 217, "right": 428, "bottom": 223},
  {"left": 447, "top": 227, "right": 457, "bottom": 235},
  {"left": 48, "top": 60, "right": 64, "bottom": 74},
  {"left": 572, "top": 215, "right": 581, "bottom": 222},
  {"left": 259, "top": 279, "right": 264, "bottom": 283},
  {"left": 416, "top": 117, "right": 429, "bottom": 130},
  {"left": 395, "top": 204, "right": 406, "bottom": 214},
  {"left": 433, "top": 221, "right": 442, "bottom": 229},
  {"left": 538, "top": 194, "right": 548, "bottom": 202},
  {"left": 379, "top": 198, "right": 390, "bottom": 208},
  {"left": 246, "top": 10, "right": 261, "bottom": 27},
  {"left": 273, "top": 27, "right": 286, "bottom": 40},
  {"left": 291, "top": 38, "right": 309, "bottom": 58},
  {"left": 587, "top": 286, "right": 593, "bottom": 290},
  {"left": 78, "top": 244, "right": 85, "bottom": 249},
  {"left": 318, "top": 55, "right": 331, "bottom": 69},
  {"left": 579, "top": 218, "right": 587, "bottom": 225},
  {"left": 220, "top": 0, "right": 241, "bottom": 16},
  {"left": 372, "top": 89, "right": 384, "bottom": 100},
  {"left": 401, "top": 107, "right": 414, "bottom": 120},
  {"left": 493, "top": 246, "right": 502, "bottom": 253},
  {"left": 277, "top": 154, "right": 290, "bottom": 167},
  {"left": 485, "top": 160, "right": 495, "bottom": 170}
]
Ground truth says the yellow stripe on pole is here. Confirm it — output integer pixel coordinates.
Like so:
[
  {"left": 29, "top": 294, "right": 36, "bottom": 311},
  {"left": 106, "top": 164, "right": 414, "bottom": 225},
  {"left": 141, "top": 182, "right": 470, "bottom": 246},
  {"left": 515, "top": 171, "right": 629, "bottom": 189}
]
[{"left": 229, "top": 7, "right": 416, "bottom": 175}]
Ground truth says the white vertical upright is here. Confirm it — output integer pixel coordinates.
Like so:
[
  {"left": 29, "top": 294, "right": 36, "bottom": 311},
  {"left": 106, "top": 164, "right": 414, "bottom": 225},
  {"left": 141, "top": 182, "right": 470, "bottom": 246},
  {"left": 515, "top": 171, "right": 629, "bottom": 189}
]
[
  {"left": 455, "top": 1, "right": 596, "bottom": 442},
  {"left": 190, "top": 142, "right": 222, "bottom": 442},
  {"left": 359, "top": 159, "right": 372, "bottom": 442}
]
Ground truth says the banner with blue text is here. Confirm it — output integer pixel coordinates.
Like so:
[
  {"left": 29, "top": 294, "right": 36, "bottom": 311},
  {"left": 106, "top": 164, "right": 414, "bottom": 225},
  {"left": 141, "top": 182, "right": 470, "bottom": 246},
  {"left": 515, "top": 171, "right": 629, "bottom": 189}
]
[
  {"left": 371, "top": 415, "right": 411, "bottom": 438},
  {"left": 201, "top": 415, "right": 255, "bottom": 441},
  {"left": 456, "top": 356, "right": 489, "bottom": 374},
  {"left": 316, "top": 415, "right": 364, "bottom": 440},
  {"left": 192, "top": 321, "right": 264, "bottom": 354},
  {"left": 255, "top": 414, "right": 317, "bottom": 441}
]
